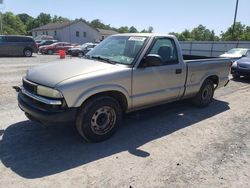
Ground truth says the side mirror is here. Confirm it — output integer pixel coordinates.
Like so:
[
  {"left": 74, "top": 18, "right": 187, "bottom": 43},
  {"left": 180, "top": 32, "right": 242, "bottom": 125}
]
[{"left": 142, "top": 54, "right": 163, "bottom": 67}]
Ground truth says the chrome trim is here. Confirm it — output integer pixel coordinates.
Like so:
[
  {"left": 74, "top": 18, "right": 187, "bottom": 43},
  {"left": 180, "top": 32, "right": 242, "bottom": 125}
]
[
  {"left": 21, "top": 87, "right": 62, "bottom": 105},
  {"left": 23, "top": 78, "right": 38, "bottom": 87}
]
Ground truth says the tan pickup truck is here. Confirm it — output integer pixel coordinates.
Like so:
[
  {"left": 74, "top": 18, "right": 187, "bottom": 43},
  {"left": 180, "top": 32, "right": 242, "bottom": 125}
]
[{"left": 16, "top": 33, "right": 232, "bottom": 142}]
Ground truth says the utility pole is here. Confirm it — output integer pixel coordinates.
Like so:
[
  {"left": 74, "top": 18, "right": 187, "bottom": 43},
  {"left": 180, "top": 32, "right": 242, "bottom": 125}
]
[
  {"left": 232, "top": 0, "right": 239, "bottom": 40},
  {"left": 0, "top": 0, "right": 4, "bottom": 34}
]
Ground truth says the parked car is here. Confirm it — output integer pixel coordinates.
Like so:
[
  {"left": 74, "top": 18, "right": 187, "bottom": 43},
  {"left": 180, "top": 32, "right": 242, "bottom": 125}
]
[
  {"left": 37, "top": 40, "right": 58, "bottom": 48},
  {"left": 16, "top": 33, "right": 232, "bottom": 142},
  {"left": 0, "top": 35, "right": 38, "bottom": 57},
  {"left": 220, "top": 48, "right": 250, "bottom": 59},
  {"left": 68, "top": 43, "right": 98, "bottom": 57},
  {"left": 231, "top": 55, "right": 250, "bottom": 79},
  {"left": 39, "top": 42, "right": 77, "bottom": 55}
]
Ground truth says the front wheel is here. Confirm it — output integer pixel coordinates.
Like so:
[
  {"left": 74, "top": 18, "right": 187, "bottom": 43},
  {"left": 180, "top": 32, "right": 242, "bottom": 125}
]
[
  {"left": 76, "top": 96, "right": 122, "bottom": 142},
  {"left": 78, "top": 52, "right": 84, "bottom": 57},
  {"left": 192, "top": 79, "right": 215, "bottom": 107}
]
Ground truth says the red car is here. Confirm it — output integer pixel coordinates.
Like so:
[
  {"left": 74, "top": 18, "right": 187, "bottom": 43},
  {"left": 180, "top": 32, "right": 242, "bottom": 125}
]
[{"left": 39, "top": 42, "right": 77, "bottom": 55}]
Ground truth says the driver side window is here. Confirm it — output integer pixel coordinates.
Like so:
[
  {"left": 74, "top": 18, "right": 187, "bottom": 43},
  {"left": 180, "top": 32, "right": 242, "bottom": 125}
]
[{"left": 149, "top": 38, "right": 178, "bottom": 65}]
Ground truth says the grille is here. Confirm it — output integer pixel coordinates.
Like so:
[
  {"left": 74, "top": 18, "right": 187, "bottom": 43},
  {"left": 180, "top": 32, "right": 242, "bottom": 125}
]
[{"left": 23, "top": 79, "right": 37, "bottom": 94}]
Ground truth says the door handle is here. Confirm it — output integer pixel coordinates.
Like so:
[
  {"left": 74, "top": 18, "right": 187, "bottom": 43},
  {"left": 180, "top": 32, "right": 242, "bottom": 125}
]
[{"left": 176, "top": 69, "right": 182, "bottom": 74}]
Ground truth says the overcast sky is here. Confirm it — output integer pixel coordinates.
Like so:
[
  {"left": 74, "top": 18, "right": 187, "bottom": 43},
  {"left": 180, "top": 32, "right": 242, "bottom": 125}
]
[{"left": 1, "top": 0, "right": 250, "bottom": 34}]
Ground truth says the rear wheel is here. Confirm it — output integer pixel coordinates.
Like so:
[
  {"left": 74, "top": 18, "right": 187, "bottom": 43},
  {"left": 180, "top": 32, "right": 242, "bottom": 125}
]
[
  {"left": 192, "top": 79, "right": 215, "bottom": 107},
  {"left": 76, "top": 96, "right": 122, "bottom": 142},
  {"left": 23, "top": 49, "right": 33, "bottom": 57},
  {"left": 47, "top": 50, "right": 53, "bottom": 55}
]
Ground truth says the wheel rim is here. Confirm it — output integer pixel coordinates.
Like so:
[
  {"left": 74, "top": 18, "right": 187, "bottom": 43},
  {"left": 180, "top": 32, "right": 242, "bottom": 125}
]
[
  {"left": 90, "top": 106, "right": 116, "bottom": 135},
  {"left": 48, "top": 50, "right": 53, "bottom": 55},
  {"left": 25, "top": 50, "right": 31, "bottom": 57},
  {"left": 202, "top": 84, "right": 213, "bottom": 100}
]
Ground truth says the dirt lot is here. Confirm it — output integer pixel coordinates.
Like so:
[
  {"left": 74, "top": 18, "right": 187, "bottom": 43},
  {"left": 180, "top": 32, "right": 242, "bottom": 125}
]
[{"left": 0, "top": 55, "right": 250, "bottom": 188}]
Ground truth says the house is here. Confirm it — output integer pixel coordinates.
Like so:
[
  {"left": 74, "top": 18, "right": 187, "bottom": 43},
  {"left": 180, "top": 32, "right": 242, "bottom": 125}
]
[
  {"left": 97, "top": 28, "right": 118, "bottom": 41},
  {"left": 31, "top": 20, "right": 118, "bottom": 44}
]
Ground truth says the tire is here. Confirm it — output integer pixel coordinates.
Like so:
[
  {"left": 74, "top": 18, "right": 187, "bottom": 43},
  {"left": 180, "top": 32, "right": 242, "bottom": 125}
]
[
  {"left": 76, "top": 96, "right": 123, "bottom": 142},
  {"left": 232, "top": 74, "right": 240, "bottom": 79},
  {"left": 192, "top": 79, "right": 215, "bottom": 107},
  {"left": 47, "top": 50, "right": 53, "bottom": 55},
  {"left": 78, "top": 52, "right": 84, "bottom": 57},
  {"left": 23, "top": 49, "right": 33, "bottom": 57}
]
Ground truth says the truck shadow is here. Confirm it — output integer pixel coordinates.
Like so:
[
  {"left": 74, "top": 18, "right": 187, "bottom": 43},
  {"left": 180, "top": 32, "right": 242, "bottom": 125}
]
[{"left": 0, "top": 99, "right": 229, "bottom": 179}]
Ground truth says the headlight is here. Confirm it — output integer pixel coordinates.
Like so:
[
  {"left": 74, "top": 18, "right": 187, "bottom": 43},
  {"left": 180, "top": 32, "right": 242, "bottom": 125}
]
[
  {"left": 232, "top": 61, "right": 238, "bottom": 68},
  {"left": 37, "top": 85, "right": 63, "bottom": 99}
]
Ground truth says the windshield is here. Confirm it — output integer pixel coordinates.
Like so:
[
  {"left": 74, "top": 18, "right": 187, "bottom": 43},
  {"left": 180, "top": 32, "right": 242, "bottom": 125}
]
[
  {"left": 227, "top": 49, "right": 248, "bottom": 55},
  {"left": 87, "top": 36, "right": 148, "bottom": 65}
]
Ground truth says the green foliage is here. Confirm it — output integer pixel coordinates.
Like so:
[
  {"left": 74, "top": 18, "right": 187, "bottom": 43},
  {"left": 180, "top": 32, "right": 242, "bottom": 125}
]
[
  {"left": 170, "top": 25, "right": 220, "bottom": 41},
  {"left": 221, "top": 22, "right": 250, "bottom": 41},
  {"left": 129, "top": 26, "right": 138, "bottom": 33},
  {"left": 1, "top": 12, "right": 26, "bottom": 35},
  {"left": 117, "top": 26, "right": 129, "bottom": 33},
  {"left": 52, "top": 15, "right": 69, "bottom": 23}
]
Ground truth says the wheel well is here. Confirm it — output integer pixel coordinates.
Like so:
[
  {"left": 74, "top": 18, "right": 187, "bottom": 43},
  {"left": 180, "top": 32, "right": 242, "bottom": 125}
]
[
  {"left": 205, "top": 75, "right": 219, "bottom": 88},
  {"left": 82, "top": 91, "right": 128, "bottom": 112}
]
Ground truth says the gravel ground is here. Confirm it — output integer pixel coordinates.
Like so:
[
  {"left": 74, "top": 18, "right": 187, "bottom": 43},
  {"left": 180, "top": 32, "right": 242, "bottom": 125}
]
[{"left": 0, "top": 55, "right": 250, "bottom": 188}]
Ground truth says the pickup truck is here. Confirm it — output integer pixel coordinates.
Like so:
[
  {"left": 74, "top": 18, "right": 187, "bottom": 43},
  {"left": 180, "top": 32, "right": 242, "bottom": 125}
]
[{"left": 16, "top": 34, "right": 232, "bottom": 142}]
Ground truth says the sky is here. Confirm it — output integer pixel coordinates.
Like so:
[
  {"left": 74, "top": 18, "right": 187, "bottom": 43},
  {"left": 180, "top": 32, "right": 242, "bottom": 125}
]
[{"left": 0, "top": 0, "right": 250, "bottom": 35}]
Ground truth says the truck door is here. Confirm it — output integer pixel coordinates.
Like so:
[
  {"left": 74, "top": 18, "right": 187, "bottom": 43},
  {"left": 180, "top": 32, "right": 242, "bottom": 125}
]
[{"left": 132, "top": 37, "right": 185, "bottom": 108}]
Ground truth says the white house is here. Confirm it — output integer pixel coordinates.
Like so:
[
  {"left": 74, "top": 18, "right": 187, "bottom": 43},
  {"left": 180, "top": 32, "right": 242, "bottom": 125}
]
[{"left": 31, "top": 20, "right": 118, "bottom": 44}]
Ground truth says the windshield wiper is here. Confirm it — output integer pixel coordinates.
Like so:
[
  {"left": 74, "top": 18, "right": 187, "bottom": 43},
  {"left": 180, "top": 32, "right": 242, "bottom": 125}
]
[{"left": 91, "top": 56, "right": 117, "bottom": 64}]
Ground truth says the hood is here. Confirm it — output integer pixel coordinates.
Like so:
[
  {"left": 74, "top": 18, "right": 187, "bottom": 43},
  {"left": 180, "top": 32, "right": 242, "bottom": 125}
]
[
  {"left": 220, "top": 53, "right": 243, "bottom": 58},
  {"left": 26, "top": 59, "right": 117, "bottom": 87},
  {"left": 237, "top": 57, "right": 250, "bottom": 69}
]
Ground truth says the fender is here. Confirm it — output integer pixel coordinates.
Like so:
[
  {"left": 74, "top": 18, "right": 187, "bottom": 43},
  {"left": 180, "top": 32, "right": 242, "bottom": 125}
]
[
  {"left": 73, "top": 84, "right": 132, "bottom": 108},
  {"left": 198, "top": 71, "right": 219, "bottom": 88}
]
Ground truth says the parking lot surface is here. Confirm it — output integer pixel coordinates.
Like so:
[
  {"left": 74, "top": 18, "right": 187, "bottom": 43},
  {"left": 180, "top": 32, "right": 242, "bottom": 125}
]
[{"left": 0, "top": 55, "right": 250, "bottom": 188}]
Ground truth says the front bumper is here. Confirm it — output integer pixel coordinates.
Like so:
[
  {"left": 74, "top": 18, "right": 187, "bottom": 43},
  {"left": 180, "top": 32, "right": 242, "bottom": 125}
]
[
  {"left": 231, "top": 67, "right": 250, "bottom": 76},
  {"left": 18, "top": 90, "right": 77, "bottom": 124}
]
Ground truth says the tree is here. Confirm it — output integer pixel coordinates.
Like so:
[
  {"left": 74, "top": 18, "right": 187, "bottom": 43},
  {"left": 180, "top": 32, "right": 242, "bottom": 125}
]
[
  {"left": 52, "top": 15, "right": 69, "bottom": 23},
  {"left": 129, "top": 26, "right": 138, "bottom": 33},
  {"left": 17, "top": 13, "right": 33, "bottom": 25},
  {"left": 1, "top": 12, "right": 26, "bottom": 35},
  {"left": 221, "top": 22, "right": 250, "bottom": 41},
  {"left": 148, "top": 26, "right": 154, "bottom": 33},
  {"left": 36, "top": 13, "right": 51, "bottom": 26},
  {"left": 170, "top": 25, "right": 220, "bottom": 41},
  {"left": 90, "top": 19, "right": 111, "bottom": 29},
  {"left": 118, "top": 26, "right": 129, "bottom": 33}
]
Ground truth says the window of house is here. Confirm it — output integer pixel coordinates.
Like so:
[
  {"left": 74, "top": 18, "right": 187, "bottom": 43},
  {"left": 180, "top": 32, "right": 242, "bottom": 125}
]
[
  {"left": 42, "top": 31, "right": 45, "bottom": 35},
  {"left": 83, "top": 32, "right": 87, "bottom": 38},
  {"left": 54, "top": 30, "right": 57, "bottom": 36},
  {"left": 102, "top": 36, "right": 105, "bottom": 40},
  {"left": 35, "top": 32, "right": 37, "bottom": 37},
  {"left": 76, "top": 31, "right": 80, "bottom": 37},
  {"left": 46, "top": 31, "right": 48, "bottom": 35}
]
